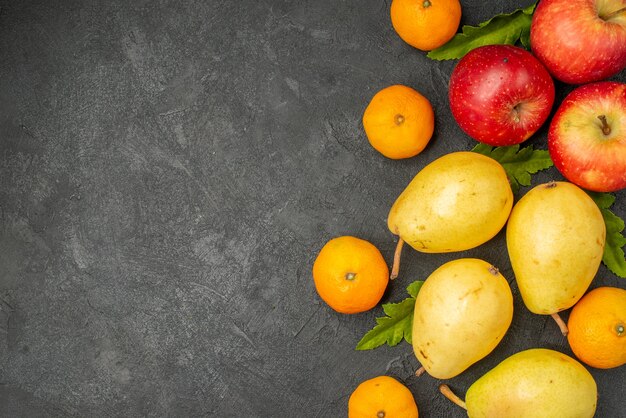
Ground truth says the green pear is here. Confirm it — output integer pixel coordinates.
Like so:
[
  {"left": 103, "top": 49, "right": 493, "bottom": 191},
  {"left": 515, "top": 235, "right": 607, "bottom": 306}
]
[
  {"left": 506, "top": 181, "right": 605, "bottom": 333},
  {"left": 387, "top": 152, "right": 513, "bottom": 278},
  {"left": 441, "top": 348, "right": 598, "bottom": 418},
  {"left": 412, "top": 258, "right": 513, "bottom": 379}
]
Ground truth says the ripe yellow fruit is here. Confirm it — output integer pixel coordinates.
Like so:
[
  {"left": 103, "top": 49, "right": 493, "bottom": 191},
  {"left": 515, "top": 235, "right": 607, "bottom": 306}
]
[
  {"left": 388, "top": 151, "right": 513, "bottom": 253},
  {"left": 412, "top": 258, "right": 513, "bottom": 379},
  {"left": 507, "top": 182, "right": 605, "bottom": 315}
]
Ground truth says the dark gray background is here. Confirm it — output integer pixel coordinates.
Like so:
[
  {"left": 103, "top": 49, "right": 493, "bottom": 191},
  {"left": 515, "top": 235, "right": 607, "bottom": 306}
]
[{"left": 1, "top": 0, "right": 625, "bottom": 416}]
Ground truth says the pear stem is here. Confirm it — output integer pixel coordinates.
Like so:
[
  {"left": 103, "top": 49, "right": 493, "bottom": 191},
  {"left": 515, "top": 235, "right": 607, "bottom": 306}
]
[
  {"left": 551, "top": 312, "right": 569, "bottom": 336},
  {"left": 439, "top": 384, "right": 467, "bottom": 410},
  {"left": 545, "top": 181, "right": 557, "bottom": 189},
  {"left": 598, "top": 115, "right": 611, "bottom": 135},
  {"left": 415, "top": 366, "right": 426, "bottom": 377},
  {"left": 390, "top": 238, "right": 404, "bottom": 280}
]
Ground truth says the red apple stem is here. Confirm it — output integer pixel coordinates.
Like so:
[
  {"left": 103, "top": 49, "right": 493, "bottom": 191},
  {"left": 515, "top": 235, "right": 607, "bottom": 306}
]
[
  {"left": 598, "top": 115, "right": 611, "bottom": 136},
  {"left": 551, "top": 312, "right": 569, "bottom": 336},
  {"left": 439, "top": 384, "right": 467, "bottom": 410},
  {"left": 512, "top": 103, "right": 521, "bottom": 123},
  {"left": 390, "top": 237, "right": 404, "bottom": 280}
]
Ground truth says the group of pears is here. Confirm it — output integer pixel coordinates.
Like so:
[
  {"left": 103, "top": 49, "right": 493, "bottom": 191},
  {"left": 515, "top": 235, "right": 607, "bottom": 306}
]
[{"left": 388, "top": 151, "right": 604, "bottom": 417}]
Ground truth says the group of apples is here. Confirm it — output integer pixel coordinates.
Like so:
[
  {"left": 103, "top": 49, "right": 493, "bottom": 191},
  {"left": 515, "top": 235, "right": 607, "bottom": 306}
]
[{"left": 449, "top": 0, "right": 626, "bottom": 192}]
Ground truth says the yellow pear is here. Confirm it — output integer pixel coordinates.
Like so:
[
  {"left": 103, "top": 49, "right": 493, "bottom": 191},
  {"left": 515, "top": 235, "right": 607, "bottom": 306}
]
[
  {"left": 440, "top": 348, "right": 597, "bottom": 418},
  {"left": 412, "top": 258, "right": 513, "bottom": 379},
  {"left": 506, "top": 181, "right": 605, "bottom": 333},
  {"left": 388, "top": 152, "right": 513, "bottom": 278}
]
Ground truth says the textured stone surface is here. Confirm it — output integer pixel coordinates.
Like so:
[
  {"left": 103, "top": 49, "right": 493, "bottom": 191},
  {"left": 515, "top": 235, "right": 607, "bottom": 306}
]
[{"left": 0, "top": 0, "right": 624, "bottom": 416}]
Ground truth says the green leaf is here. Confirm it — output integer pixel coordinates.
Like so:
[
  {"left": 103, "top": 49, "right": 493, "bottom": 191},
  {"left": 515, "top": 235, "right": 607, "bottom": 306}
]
[
  {"left": 471, "top": 144, "right": 553, "bottom": 193},
  {"left": 519, "top": 23, "right": 532, "bottom": 50},
  {"left": 588, "top": 192, "right": 626, "bottom": 278},
  {"left": 355, "top": 281, "right": 424, "bottom": 350},
  {"left": 587, "top": 191, "right": 616, "bottom": 209},
  {"left": 427, "top": 2, "right": 536, "bottom": 60},
  {"left": 407, "top": 280, "right": 424, "bottom": 298}
]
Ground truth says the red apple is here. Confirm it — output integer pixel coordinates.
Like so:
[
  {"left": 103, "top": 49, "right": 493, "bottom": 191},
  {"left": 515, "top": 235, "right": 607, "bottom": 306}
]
[
  {"left": 531, "top": 0, "right": 626, "bottom": 84},
  {"left": 548, "top": 82, "right": 626, "bottom": 192},
  {"left": 449, "top": 45, "right": 555, "bottom": 146}
]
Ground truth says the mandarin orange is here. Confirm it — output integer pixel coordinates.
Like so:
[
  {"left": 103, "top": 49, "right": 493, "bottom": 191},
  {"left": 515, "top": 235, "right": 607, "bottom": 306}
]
[
  {"left": 363, "top": 85, "right": 434, "bottom": 159},
  {"left": 312, "top": 236, "right": 389, "bottom": 314},
  {"left": 348, "top": 375, "right": 419, "bottom": 418},
  {"left": 391, "top": 0, "right": 461, "bottom": 51},
  {"left": 568, "top": 286, "right": 626, "bottom": 369}
]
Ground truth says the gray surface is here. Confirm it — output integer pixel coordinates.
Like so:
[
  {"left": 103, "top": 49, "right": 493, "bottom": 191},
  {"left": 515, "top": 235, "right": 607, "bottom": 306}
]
[{"left": 1, "top": 0, "right": 625, "bottom": 416}]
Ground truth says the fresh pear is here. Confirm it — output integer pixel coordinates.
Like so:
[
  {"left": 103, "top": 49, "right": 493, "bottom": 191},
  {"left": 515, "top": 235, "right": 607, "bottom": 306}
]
[
  {"left": 412, "top": 258, "right": 513, "bottom": 379},
  {"left": 440, "top": 348, "right": 598, "bottom": 418},
  {"left": 506, "top": 181, "right": 605, "bottom": 334},
  {"left": 388, "top": 151, "right": 513, "bottom": 278}
]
